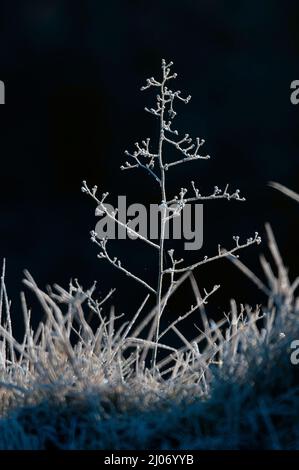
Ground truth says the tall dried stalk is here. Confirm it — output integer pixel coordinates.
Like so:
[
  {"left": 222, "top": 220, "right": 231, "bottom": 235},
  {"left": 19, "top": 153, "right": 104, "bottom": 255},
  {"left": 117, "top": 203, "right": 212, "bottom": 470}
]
[{"left": 82, "top": 60, "right": 261, "bottom": 368}]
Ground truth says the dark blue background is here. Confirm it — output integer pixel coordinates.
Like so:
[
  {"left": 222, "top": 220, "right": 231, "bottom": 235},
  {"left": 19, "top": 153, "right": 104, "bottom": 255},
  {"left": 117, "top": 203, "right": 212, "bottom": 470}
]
[{"left": 1, "top": 0, "right": 299, "bottom": 339}]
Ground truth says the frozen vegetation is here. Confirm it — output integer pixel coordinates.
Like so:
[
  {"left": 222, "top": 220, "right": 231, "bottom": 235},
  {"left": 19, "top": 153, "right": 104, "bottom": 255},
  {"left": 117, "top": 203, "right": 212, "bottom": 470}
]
[{"left": 0, "top": 62, "right": 298, "bottom": 449}]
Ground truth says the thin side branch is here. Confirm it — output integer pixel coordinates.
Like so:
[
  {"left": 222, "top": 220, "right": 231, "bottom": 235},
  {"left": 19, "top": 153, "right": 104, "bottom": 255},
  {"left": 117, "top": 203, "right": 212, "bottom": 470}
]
[
  {"left": 164, "top": 233, "right": 261, "bottom": 274},
  {"left": 82, "top": 181, "right": 159, "bottom": 250},
  {"left": 91, "top": 234, "right": 156, "bottom": 295}
]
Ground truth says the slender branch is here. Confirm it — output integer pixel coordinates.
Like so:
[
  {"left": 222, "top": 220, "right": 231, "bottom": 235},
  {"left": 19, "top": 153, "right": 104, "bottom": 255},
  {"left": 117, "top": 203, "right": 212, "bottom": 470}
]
[
  {"left": 159, "top": 283, "right": 220, "bottom": 340},
  {"left": 121, "top": 139, "right": 160, "bottom": 184},
  {"left": 91, "top": 234, "right": 156, "bottom": 294},
  {"left": 140, "top": 77, "right": 161, "bottom": 90},
  {"left": 152, "top": 60, "right": 169, "bottom": 368},
  {"left": 159, "top": 249, "right": 184, "bottom": 314},
  {"left": 121, "top": 155, "right": 160, "bottom": 184},
  {"left": 164, "top": 233, "right": 261, "bottom": 274},
  {"left": 82, "top": 181, "right": 159, "bottom": 250},
  {"left": 167, "top": 182, "right": 246, "bottom": 206},
  {"left": 165, "top": 153, "right": 210, "bottom": 169},
  {"left": 268, "top": 181, "right": 299, "bottom": 203},
  {"left": 163, "top": 135, "right": 210, "bottom": 168}
]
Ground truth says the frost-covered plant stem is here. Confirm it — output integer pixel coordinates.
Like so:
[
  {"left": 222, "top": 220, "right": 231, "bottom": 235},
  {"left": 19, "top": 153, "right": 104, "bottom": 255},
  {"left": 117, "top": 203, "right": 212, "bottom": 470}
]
[
  {"left": 155, "top": 61, "right": 168, "bottom": 369},
  {"left": 82, "top": 59, "right": 261, "bottom": 371}
]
